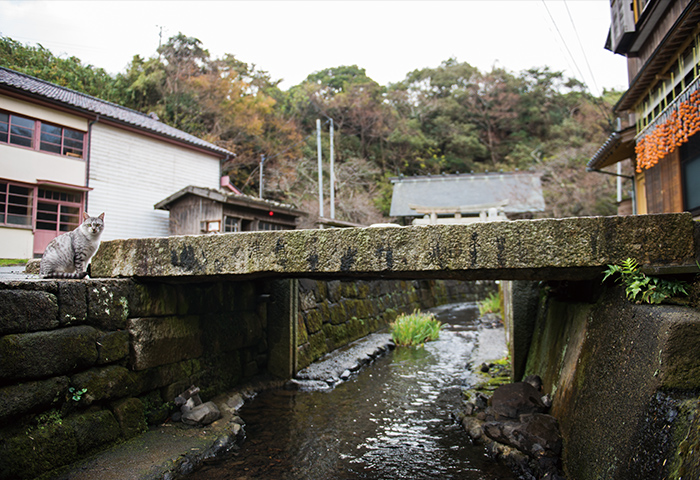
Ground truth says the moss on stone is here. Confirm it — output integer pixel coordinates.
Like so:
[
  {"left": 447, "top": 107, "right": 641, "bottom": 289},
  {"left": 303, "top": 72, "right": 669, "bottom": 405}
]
[
  {"left": 296, "top": 315, "right": 309, "bottom": 345},
  {"left": 328, "top": 302, "right": 348, "bottom": 326},
  {"left": 64, "top": 409, "right": 121, "bottom": 454},
  {"left": 71, "top": 365, "right": 138, "bottom": 406},
  {"left": 304, "top": 308, "right": 323, "bottom": 334},
  {"left": 140, "top": 391, "right": 172, "bottom": 425},
  {"left": 96, "top": 330, "right": 129, "bottom": 365},
  {"left": 666, "top": 397, "right": 700, "bottom": 480},
  {"left": 111, "top": 397, "right": 147, "bottom": 439},
  {"left": 0, "top": 420, "right": 79, "bottom": 479},
  {"left": 0, "top": 326, "right": 99, "bottom": 381}
]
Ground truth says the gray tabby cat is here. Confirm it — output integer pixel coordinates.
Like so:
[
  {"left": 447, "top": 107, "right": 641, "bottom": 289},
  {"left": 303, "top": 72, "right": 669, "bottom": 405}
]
[{"left": 40, "top": 212, "right": 105, "bottom": 279}]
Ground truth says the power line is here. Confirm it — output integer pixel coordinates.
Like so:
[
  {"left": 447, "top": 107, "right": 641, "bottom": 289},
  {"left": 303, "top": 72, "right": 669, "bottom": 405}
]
[
  {"left": 562, "top": 0, "right": 601, "bottom": 96},
  {"left": 540, "top": 0, "right": 589, "bottom": 92}
]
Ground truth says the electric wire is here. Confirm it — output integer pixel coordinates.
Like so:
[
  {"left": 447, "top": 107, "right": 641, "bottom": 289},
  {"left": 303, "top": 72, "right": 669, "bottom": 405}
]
[
  {"left": 563, "top": 0, "right": 602, "bottom": 96},
  {"left": 540, "top": 0, "right": 589, "bottom": 92}
]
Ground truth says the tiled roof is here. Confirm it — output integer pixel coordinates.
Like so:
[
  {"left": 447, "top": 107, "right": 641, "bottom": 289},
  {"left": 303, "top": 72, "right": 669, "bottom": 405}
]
[
  {"left": 0, "top": 67, "right": 234, "bottom": 158},
  {"left": 389, "top": 172, "right": 545, "bottom": 217}
]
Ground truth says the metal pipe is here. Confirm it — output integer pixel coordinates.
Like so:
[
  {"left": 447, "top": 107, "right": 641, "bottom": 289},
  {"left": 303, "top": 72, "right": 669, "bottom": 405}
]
[
  {"left": 259, "top": 154, "right": 265, "bottom": 199},
  {"left": 317, "top": 119, "right": 323, "bottom": 219},
  {"left": 330, "top": 118, "right": 335, "bottom": 219}
]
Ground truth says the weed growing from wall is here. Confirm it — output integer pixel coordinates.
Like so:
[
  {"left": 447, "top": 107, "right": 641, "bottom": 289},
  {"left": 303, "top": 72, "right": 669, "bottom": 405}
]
[{"left": 603, "top": 258, "right": 689, "bottom": 304}]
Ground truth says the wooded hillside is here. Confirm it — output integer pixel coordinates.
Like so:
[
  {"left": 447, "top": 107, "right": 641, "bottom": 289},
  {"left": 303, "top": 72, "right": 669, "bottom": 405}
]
[{"left": 1, "top": 33, "right": 626, "bottom": 226}]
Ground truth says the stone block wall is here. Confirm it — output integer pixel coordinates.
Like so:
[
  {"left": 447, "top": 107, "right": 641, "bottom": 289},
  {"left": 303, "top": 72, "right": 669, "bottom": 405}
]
[
  {"left": 0, "top": 278, "right": 269, "bottom": 480},
  {"left": 0, "top": 276, "right": 493, "bottom": 479},
  {"left": 296, "top": 279, "right": 495, "bottom": 370}
]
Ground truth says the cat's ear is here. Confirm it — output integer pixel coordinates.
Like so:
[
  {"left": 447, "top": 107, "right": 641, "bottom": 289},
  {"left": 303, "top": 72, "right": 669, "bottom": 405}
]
[
  {"left": 83, "top": 211, "right": 89, "bottom": 220},
  {"left": 99, "top": 213, "right": 105, "bottom": 220}
]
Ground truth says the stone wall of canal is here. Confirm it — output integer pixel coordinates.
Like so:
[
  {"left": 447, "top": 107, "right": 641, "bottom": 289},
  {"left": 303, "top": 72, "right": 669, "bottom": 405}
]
[
  {"left": 510, "top": 279, "right": 700, "bottom": 480},
  {"left": 0, "top": 276, "right": 494, "bottom": 480}
]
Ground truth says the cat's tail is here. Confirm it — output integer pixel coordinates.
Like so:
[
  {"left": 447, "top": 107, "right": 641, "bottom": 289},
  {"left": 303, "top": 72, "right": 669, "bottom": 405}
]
[{"left": 42, "top": 272, "right": 88, "bottom": 279}]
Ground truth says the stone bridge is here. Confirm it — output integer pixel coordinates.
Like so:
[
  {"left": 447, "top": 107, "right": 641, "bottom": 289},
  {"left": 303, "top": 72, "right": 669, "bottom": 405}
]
[
  {"left": 3, "top": 213, "right": 699, "bottom": 480},
  {"left": 92, "top": 213, "right": 698, "bottom": 281}
]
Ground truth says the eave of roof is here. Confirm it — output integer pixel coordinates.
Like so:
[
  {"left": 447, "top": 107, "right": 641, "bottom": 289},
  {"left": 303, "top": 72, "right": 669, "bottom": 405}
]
[
  {"left": 154, "top": 186, "right": 307, "bottom": 216},
  {"left": 615, "top": 2, "right": 700, "bottom": 113},
  {"left": 587, "top": 125, "right": 636, "bottom": 170},
  {"left": 0, "top": 67, "right": 234, "bottom": 158}
]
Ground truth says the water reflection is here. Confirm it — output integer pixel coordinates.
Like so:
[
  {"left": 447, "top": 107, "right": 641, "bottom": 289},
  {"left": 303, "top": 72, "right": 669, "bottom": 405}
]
[{"left": 189, "top": 302, "right": 515, "bottom": 480}]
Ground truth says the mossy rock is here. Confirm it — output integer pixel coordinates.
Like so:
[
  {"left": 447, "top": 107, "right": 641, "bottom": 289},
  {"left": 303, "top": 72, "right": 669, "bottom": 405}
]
[
  {"left": 296, "top": 315, "right": 309, "bottom": 345},
  {"left": 0, "top": 421, "right": 79, "bottom": 480},
  {"left": 111, "top": 397, "right": 147, "bottom": 439},
  {"left": 96, "top": 330, "right": 129, "bottom": 365},
  {"left": 328, "top": 302, "right": 348, "bottom": 326},
  {"left": 140, "top": 391, "right": 172, "bottom": 425},
  {"left": 0, "top": 376, "right": 69, "bottom": 426},
  {"left": 303, "top": 308, "right": 323, "bottom": 334},
  {"left": 0, "top": 289, "right": 59, "bottom": 335},
  {"left": 666, "top": 397, "right": 700, "bottom": 480},
  {"left": 71, "top": 365, "right": 139, "bottom": 405},
  {"left": 0, "top": 326, "right": 99, "bottom": 381},
  {"left": 64, "top": 409, "right": 121, "bottom": 453},
  {"left": 296, "top": 332, "right": 327, "bottom": 370}
]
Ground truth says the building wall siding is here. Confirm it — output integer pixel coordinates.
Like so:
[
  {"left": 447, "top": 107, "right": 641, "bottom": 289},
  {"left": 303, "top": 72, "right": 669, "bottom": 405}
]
[
  {"left": 0, "top": 94, "right": 88, "bottom": 132},
  {"left": 87, "top": 123, "right": 222, "bottom": 241},
  {"left": 0, "top": 226, "right": 33, "bottom": 258},
  {"left": 0, "top": 144, "right": 86, "bottom": 186}
]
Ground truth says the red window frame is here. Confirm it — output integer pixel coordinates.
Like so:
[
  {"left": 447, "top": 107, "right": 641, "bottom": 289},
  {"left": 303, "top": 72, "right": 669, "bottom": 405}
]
[
  {"left": 0, "top": 180, "right": 34, "bottom": 228},
  {"left": 35, "top": 188, "right": 83, "bottom": 234},
  {"left": 0, "top": 110, "right": 85, "bottom": 159}
]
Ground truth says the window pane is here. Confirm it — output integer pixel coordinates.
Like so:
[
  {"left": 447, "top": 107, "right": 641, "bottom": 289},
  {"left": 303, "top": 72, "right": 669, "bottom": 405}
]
[
  {"left": 63, "top": 128, "right": 84, "bottom": 157},
  {"left": 0, "top": 181, "right": 6, "bottom": 224},
  {"left": 40, "top": 124, "right": 62, "bottom": 154},
  {"left": 6, "top": 184, "right": 32, "bottom": 225},
  {"left": 0, "top": 112, "right": 8, "bottom": 143},
  {"left": 683, "top": 158, "right": 700, "bottom": 210},
  {"left": 682, "top": 133, "right": 700, "bottom": 212},
  {"left": 59, "top": 206, "right": 80, "bottom": 231},
  {"left": 37, "top": 201, "right": 58, "bottom": 231},
  {"left": 224, "top": 216, "right": 239, "bottom": 232},
  {"left": 9, "top": 115, "right": 34, "bottom": 147}
]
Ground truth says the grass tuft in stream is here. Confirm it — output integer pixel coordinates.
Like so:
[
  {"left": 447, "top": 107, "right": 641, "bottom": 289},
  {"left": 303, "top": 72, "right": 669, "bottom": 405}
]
[{"left": 390, "top": 310, "right": 442, "bottom": 346}]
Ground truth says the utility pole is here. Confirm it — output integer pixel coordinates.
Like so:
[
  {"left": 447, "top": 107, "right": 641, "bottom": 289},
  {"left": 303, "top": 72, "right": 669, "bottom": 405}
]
[
  {"left": 259, "top": 154, "right": 265, "bottom": 198},
  {"left": 329, "top": 118, "right": 335, "bottom": 219},
  {"left": 317, "top": 119, "right": 324, "bottom": 218},
  {"left": 156, "top": 25, "right": 164, "bottom": 59}
]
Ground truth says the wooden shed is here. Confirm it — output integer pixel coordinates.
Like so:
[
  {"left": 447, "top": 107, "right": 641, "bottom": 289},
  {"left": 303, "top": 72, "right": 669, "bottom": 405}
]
[{"left": 155, "top": 186, "right": 307, "bottom": 235}]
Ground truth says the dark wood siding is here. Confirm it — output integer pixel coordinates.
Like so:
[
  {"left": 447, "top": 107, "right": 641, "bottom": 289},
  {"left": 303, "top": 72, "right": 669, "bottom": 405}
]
[{"left": 644, "top": 150, "right": 683, "bottom": 213}]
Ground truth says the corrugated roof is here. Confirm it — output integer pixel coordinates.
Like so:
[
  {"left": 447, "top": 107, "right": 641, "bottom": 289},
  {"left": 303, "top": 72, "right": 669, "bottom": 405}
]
[
  {"left": 389, "top": 172, "right": 545, "bottom": 217},
  {"left": 0, "top": 67, "right": 234, "bottom": 158}
]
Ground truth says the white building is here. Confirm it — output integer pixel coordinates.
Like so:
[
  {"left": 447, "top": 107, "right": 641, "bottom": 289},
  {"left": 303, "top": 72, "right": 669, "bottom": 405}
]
[{"left": 0, "top": 67, "right": 234, "bottom": 259}]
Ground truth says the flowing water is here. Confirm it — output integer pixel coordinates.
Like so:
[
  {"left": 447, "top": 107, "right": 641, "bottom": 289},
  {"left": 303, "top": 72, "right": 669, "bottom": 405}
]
[{"left": 189, "top": 302, "right": 517, "bottom": 480}]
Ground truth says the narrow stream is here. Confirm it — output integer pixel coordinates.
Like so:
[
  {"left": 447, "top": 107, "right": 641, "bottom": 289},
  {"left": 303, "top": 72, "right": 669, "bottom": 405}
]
[{"left": 190, "top": 302, "right": 517, "bottom": 480}]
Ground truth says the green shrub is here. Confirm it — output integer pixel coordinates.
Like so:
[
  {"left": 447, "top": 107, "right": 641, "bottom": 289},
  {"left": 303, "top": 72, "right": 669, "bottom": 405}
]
[
  {"left": 390, "top": 310, "right": 442, "bottom": 346},
  {"left": 478, "top": 292, "right": 501, "bottom": 316}
]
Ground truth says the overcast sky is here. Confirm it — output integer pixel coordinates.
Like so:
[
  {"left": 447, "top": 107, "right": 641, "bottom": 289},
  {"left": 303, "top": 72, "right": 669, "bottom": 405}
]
[{"left": 0, "top": 0, "right": 629, "bottom": 96}]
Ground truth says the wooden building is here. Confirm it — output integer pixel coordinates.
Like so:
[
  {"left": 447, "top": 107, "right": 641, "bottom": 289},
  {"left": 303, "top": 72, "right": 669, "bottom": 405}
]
[
  {"left": 588, "top": 0, "right": 700, "bottom": 217},
  {"left": 155, "top": 186, "right": 307, "bottom": 235}
]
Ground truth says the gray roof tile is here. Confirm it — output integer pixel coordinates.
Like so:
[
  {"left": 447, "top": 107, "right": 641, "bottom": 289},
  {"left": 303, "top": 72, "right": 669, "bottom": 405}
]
[
  {"left": 390, "top": 172, "right": 545, "bottom": 217},
  {"left": 0, "top": 67, "right": 234, "bottom": 157}
]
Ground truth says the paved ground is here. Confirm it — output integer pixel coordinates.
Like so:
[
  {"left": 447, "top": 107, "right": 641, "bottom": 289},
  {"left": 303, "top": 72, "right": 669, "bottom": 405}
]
[{"left": 0, "top": 264, "right": 37, "bottom": 281}]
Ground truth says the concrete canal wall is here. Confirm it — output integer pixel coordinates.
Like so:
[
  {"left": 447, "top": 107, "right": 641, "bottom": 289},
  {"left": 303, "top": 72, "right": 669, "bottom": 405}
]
[
  {"left": 509, "top": 279, "right": 700, "bottom": 480},
  {"left": 0, "top": 276, "right": 491, "bottom": 480}
]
